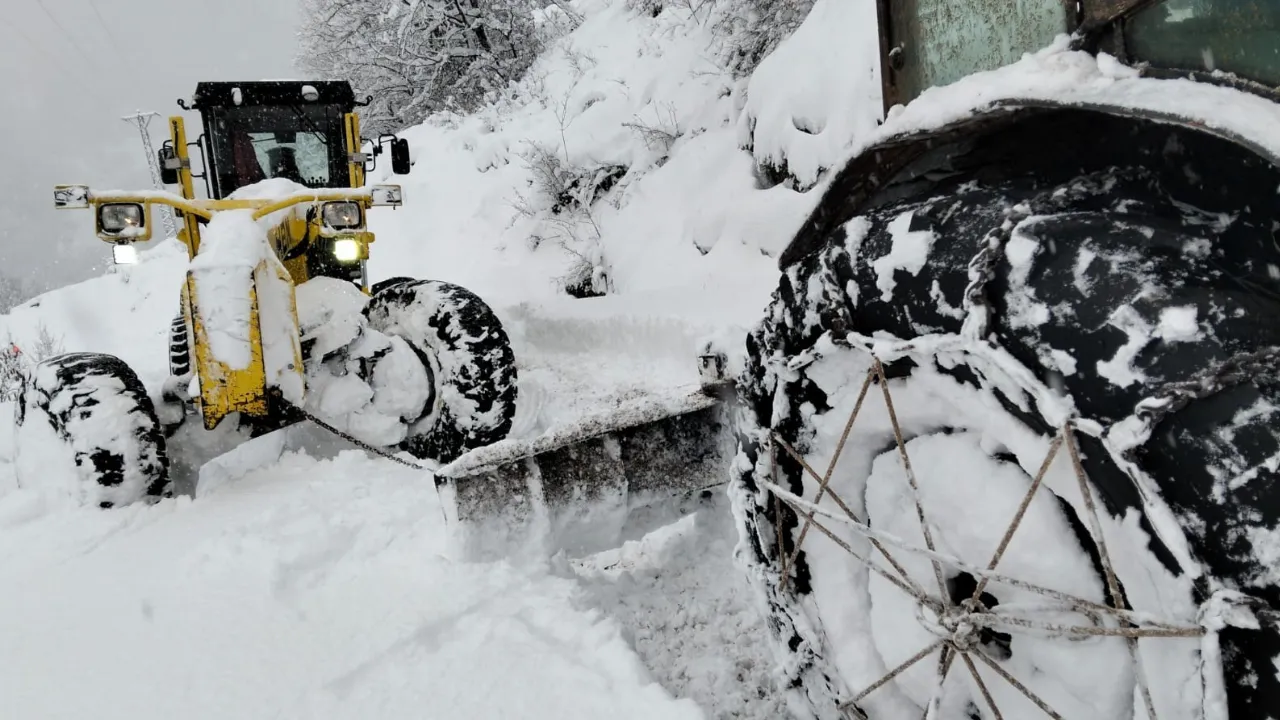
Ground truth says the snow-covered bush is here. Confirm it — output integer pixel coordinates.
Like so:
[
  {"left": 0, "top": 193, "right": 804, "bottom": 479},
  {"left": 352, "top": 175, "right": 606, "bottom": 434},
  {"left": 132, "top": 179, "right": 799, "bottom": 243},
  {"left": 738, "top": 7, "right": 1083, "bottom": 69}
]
[
  {"left": 714, "top": 0, "right": 817, "bottom": 74},
  {"left": 297, "top": 0, "right": 550, "bottom": 134},
  {"left": 0, "top": 325, "right": 64, "bottom": 403},
  {"left": 521, "top": 142, "right": 626, "bottom": 215},
  {"left": 622, "top": 103, "right": 682, "bottom": 164},
  {"left": 515, "top": 142, "right": 621, "bottom": 297}
]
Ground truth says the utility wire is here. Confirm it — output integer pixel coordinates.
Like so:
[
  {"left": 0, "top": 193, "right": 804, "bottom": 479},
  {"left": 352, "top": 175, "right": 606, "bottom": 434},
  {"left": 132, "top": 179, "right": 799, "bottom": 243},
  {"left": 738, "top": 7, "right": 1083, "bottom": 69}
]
[
  {"left": 30, "top": 0, "right": 102, "bottom": 71},
  {"left": 83, "top": 0, "right": 135, "bottom": 72},
  {"left": 3, "top": 16, "right": 116, "bottom": 109}
]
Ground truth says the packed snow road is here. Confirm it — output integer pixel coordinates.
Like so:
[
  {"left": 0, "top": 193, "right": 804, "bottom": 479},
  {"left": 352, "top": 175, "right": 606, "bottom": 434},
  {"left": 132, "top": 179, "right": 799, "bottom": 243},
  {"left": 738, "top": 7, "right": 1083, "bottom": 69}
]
[{"left": 0, "top": 443, "right": 779, "bottom": 719}]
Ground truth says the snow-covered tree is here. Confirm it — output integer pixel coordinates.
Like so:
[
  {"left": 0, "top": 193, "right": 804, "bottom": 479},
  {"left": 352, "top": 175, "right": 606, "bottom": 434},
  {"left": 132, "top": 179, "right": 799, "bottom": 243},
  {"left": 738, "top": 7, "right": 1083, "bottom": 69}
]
[{"left": 297, "top": 0, "right": 544, "bottom": 134}]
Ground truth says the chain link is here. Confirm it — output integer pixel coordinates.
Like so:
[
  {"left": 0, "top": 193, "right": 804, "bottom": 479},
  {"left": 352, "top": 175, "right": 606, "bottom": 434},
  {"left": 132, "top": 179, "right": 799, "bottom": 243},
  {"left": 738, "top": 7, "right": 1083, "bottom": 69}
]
[{"left": 283, "top": 398, "right": 429, "bottom": 471}]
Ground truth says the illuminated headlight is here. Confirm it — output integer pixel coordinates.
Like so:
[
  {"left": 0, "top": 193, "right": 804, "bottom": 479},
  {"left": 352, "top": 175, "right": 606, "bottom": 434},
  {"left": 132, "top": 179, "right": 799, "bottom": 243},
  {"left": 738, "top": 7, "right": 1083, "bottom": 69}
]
[
  {"left": 112, "top": 244, "right": 139, "bottom": 265},
  {"left": 99, "top": 203, "right": 144, "bottom": 234},
  {"left": 333, "top": 238, "right": 361, "bottom": 262},
  {"left": 322, "top": 201, "right": 362, "bottom": 230}
]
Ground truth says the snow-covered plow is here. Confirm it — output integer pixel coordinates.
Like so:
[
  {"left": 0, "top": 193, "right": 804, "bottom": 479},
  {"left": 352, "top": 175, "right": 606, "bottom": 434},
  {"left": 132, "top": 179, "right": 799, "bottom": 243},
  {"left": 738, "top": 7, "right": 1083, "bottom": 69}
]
[{"left": 435, "top": 356, "right": 737, "bottom": 561}]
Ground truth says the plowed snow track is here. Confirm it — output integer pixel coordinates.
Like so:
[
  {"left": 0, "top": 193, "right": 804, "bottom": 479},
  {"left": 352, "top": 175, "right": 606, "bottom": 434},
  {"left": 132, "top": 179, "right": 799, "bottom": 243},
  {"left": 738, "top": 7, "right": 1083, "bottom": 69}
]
[{"left": 0, "top": 446, "right": 774, "bottom": 719}]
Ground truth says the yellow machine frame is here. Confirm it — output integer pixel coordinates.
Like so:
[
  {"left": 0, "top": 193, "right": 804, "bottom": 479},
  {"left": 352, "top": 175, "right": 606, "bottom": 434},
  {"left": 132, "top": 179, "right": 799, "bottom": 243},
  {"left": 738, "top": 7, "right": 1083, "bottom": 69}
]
[{"left": 54, "top": 112, "right": 403, "bottom": 430}]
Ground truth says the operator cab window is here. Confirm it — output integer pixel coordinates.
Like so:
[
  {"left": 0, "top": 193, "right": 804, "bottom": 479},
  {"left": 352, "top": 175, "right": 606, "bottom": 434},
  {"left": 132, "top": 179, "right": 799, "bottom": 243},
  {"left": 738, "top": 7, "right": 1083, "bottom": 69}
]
[
  {"left": 1127, "top": 0, "right": 1280, "bottom": 87},
  {"left": 206, "top": 103, "right": 348, "bottom": 198}
]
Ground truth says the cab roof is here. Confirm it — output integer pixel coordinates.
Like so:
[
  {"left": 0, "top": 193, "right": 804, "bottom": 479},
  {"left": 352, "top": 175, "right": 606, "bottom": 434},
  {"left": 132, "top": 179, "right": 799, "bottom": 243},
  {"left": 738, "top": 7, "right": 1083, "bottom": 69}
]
[{"left": 189, "top": 81, "right": 357, "bottom": 111}]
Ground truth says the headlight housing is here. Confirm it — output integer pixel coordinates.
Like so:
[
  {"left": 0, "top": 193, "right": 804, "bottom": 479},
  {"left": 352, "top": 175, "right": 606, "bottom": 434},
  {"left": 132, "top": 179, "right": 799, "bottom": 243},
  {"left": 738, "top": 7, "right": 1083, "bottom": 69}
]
[
  {"left": 99, "top": 203, "right": 145, "bottom": 235},
  {"left": 322, "top": 201, "right": 362, "bottom": 230},
  {"left": 333, "top": 238, "right": 362, "bottom": 262}
]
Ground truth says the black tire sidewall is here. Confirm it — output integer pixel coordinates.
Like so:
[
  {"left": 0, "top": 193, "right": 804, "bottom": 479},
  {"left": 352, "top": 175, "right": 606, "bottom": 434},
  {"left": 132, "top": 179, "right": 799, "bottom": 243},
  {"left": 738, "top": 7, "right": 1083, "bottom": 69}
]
[{"left": 363, "top": 280, "right": 517, "bottom": 463}]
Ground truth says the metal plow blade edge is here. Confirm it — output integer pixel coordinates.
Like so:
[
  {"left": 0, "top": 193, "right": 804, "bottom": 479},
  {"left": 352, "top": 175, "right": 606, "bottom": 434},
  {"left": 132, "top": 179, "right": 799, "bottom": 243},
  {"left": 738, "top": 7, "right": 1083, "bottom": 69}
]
[{"left": 433, "top": 367, "right": 737, "bottom": 562}]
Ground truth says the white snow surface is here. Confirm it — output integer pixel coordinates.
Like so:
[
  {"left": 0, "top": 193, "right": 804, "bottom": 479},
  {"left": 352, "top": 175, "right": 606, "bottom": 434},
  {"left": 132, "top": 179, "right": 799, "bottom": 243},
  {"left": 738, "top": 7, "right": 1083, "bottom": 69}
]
[
  {"left": 738, "top": 0, "right": 882, "bottom": 188},
  {"left": 0, "top": 450, "right": 701, "bottom": 720},
  {"left": 1156, "top": 305, "right": 1201, "bottom": 343}
]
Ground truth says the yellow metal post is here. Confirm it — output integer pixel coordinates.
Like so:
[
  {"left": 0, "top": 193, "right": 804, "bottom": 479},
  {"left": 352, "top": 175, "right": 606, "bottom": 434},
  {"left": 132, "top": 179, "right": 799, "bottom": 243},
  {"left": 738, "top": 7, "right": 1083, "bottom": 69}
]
[
  {"left": 169, "top": 116, "right": 203, "bottom": 257},
  {"left": 344, "top": 112, "right": 365, "bottom": 189}
]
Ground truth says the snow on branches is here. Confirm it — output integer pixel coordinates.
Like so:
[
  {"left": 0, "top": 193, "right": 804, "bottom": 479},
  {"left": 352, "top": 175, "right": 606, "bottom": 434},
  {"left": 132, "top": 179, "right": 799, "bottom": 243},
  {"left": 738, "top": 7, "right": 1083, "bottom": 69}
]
[{"left": 297, "top": 0, "right": 550, "bottom": 134}]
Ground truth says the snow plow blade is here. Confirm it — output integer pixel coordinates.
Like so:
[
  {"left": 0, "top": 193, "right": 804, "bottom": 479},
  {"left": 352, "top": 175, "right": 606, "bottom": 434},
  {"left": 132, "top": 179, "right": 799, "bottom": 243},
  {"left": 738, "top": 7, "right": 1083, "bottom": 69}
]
[{"left": 434, "top": 384, "right": 736, "bottom": 561}]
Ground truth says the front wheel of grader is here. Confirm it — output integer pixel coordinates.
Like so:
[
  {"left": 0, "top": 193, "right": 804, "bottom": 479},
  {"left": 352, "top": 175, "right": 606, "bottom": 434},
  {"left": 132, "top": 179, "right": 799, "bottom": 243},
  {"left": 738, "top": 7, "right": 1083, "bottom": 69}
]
[{"left": 364, "top": 278, "right": 518, "bottom": 464}]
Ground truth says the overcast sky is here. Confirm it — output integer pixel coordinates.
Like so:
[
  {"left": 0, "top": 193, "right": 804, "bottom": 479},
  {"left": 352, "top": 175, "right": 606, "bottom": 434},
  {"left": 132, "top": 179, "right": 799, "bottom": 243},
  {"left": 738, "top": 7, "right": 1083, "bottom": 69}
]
[{"left": 1, "top": 0, "right": 300, "bottom": 296}]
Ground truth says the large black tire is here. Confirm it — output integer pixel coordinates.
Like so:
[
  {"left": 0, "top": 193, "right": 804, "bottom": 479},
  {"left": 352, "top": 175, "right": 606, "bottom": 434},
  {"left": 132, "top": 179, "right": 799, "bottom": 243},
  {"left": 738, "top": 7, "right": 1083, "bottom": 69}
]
[
  {"left": 15, "top": 352, "right": 171, "bottom": 508},
  {"left": 734, "top": 111, "right": 1280, "bottom": 719},
  {"left": 363, "top": 279, "right": 517, "bottom": 463}
]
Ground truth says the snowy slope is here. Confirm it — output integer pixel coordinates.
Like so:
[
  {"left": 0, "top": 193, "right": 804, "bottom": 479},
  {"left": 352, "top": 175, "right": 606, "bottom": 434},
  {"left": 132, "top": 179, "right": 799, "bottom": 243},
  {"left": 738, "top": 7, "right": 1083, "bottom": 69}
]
[{"left": 0, "top": 1, "right": 882, "bottom": 717}]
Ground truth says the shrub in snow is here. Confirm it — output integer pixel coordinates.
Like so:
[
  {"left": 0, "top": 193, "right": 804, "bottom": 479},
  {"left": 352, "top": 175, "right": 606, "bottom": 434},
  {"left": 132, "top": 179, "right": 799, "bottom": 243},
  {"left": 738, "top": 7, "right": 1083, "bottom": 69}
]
[
  {"left": 713, "top": 0, "right": 817, "bottom": 75},
  {"left": 515, "top": 142, "right": 621, "bottom": 297},
  {"left": 0, "top": 326, "right": 64, "bottom": 403},
  {"left": 522, "top": 142, "right": 627, "bottom": 216},
  {"left": 0, "top": 344, "right": 20, "bottom": 403},
  {"left": 624, "top": 0, "right": 665, "bottom": 17},
  {"left": 297, "top": 0, "right": 548, "bottom": 134},
  {"left": 622, "top": 102, "right": 682, "bottom": 165}
]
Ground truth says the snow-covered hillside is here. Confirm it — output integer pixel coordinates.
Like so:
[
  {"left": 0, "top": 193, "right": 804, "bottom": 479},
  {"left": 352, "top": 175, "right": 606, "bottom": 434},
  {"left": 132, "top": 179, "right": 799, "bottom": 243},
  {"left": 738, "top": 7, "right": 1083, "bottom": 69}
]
[{"left": 0, "top": 1, "right": 880, "bottom": 718}]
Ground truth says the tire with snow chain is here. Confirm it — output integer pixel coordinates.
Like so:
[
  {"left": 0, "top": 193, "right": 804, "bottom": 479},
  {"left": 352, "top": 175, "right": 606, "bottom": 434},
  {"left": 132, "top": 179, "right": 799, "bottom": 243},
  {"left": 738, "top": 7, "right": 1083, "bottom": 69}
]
[
  {"left": 14, "top": 352, "right": 171, "bottom": 508},
  {"left": 733, "top": 113, "right": 1280, "bottom": 720},
  {"left": 168, "top": 312, "right": 191, "bottom": 377},
  {"left": 363, "top": 279, "right": 517, "bottom": 463}
]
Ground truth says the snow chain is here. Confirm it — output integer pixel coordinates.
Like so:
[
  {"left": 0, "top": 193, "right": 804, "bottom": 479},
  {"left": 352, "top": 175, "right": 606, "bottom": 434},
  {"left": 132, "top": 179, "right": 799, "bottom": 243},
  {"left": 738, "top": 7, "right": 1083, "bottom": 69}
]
[
  {"left": 282, "top": 397, "right": 429, "bottom": 471},
  {"left": 761, "top": 358, "right": 1259, "bottom": 720}
]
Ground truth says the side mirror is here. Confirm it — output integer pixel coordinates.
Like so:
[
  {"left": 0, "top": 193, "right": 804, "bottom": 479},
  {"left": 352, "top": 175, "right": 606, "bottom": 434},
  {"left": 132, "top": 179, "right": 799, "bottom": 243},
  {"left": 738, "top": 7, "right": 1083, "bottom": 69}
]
[
  {"left": 369, "top": 184, "right": 403, "bottom": 207},
  {"left": 53, "top": 184, "right": 91, "bottom": 209},
  {"left": 391, "top": 138, "right": 411, "bottom": 175},
  {"left": 158, "top": 147, "right": 179, "bottom": 185}
]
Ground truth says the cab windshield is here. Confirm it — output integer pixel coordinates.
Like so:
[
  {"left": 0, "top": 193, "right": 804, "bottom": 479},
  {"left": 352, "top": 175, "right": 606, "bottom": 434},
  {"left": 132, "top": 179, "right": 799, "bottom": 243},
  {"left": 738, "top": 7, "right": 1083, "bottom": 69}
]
[
  {"left": 1126, "top": 0, "right": 1280, "bottom": 87},
  {"left": 205, "top": 103, "right": 348, "bottom": 198}
]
